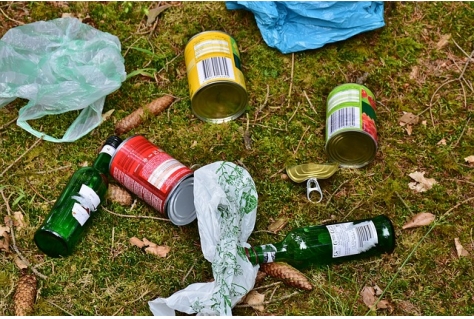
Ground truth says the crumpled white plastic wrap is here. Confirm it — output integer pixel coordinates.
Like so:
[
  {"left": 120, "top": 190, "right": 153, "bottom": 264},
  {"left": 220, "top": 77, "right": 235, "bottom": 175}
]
[{"left": 149, "top": 161, "right": 259, "bottom": 316}]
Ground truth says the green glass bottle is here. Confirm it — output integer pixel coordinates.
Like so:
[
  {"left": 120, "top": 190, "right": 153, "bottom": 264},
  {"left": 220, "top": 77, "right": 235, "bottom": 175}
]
[
  {"left": 34, "top": 135, "right": 122, "bottom": 258},
  {"left": 245, "top": 215, "right": 395, "bottom": 269}
]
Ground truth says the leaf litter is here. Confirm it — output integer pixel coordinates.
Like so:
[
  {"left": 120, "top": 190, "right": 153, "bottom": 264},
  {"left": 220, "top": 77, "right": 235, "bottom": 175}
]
[
  {"left": 454, "top": 238, "right": 469, "bottom": 257},
  {"left": 408, "top": 171, "right": 437, "bottom": 192},
  {"left": 130, "top": 237, "right": 171, "bottom": 257},
  {"left": 402, "top": 212, "right": 436, "bottom": 229}
]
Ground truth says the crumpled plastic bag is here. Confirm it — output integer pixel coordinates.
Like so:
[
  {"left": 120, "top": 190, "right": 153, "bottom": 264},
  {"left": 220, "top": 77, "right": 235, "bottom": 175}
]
[
  {"left": 0, "top": 17, "right": 126, "bottom": 142},
  {"left": 225, "top": 1, "right": 385, "bottom": 54},
  {"left": 149, "top": 161, "right": 259, "bottom": 316}
]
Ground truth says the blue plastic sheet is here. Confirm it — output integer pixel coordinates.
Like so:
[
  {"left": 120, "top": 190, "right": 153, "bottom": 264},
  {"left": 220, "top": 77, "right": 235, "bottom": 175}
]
[{"left": 226, "top": 1, "right": 385, "bottom": 54}]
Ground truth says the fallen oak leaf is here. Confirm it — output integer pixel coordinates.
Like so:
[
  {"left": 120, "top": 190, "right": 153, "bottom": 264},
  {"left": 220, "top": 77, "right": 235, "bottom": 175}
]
[
  {"left": 360, "top": 285, "right": 391, "bottom": 311},
  {"left": 399, "top": 112, "right": 419, "bottom": 126},
  {"left": 146, "top": 4, "right": 172, "bottom": 26},
  {"left": 464, "top": 155, "right": 474, "bottom": 165},
  {"left": 436, "top": 34, "right": 451, "bottom": 50},
  {"left": 243, "top": 290, "right": 265, "bottom": 312},
  {"left": 408, "top": 171, "right": 437, "bottom": 192},
  {"left": 145, "top": 245, "right": 170, "bottom": 258},
  {"left": 454, "top": 238, "right": 469, "bottom": 257},
  {"left": 130, "top": 236, "right": 145, "bottom": 249},
  {"left": 267, "top": 218, "right": 288, "bottom": 233},
  {"left": 13, "top": 211, "right": 26, "bottom": 230},
  {"left": 402, "top": 212, "right": 436, "bottom": 229}
]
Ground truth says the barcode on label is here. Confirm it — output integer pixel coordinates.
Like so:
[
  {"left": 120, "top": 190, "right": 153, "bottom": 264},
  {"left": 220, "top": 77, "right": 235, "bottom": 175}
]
[
  {"left": 355, "top": 223, "right": 376, "bottom": 249},
  {"left": 328, "top": 107, "right": 360, "bottom": 136},
  {"left": 197, "top": 57, "right": 235, "bottom": 84}
]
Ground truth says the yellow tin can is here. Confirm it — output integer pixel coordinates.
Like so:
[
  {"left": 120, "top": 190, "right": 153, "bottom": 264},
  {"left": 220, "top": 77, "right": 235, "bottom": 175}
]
[
  {"left": 184, "top": 31, "right": 248, "bottom": 123},
  {"left": 325, "top": 83, "right": 378, "bottom": 168}
]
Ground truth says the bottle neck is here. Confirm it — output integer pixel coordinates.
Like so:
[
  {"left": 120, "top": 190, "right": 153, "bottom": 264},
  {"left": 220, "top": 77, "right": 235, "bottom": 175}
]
[
  {"left": 92, "top": 144, "right": 117, "bottom": 174},
  {"left": 245, "top": 242, "right": 284, "bottom": 266}
]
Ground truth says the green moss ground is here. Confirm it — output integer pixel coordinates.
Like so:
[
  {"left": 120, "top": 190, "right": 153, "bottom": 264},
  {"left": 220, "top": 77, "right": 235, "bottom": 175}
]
[{"left": 1, "top": 1, "right": 474, "bottom": 316}]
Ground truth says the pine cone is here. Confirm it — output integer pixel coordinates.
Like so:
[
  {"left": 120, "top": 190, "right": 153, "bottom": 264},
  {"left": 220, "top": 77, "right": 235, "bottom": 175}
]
[
  {"left": 13, "top": 273, "right": 37, "bottom": 316},
  {"left": 260, "top": 262, "right": 313, "bottom": 291},
  {"left": 114, "top": 95, "right": 175, "bottom": 136},
  {"left": 107, "top": 184, "right": 133, "bottom": 206}
]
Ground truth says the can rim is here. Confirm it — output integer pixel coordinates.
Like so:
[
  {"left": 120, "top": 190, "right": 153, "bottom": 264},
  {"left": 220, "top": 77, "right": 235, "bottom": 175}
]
[
  {"left": 165, "top": 175, "right": 196, "bottom": 226},
  {"left": 326, "top": 130, "right": 377, "bottom": 168}
]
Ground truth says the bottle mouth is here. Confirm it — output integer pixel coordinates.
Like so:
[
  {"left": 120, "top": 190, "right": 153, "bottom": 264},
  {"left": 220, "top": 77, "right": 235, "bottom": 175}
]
[{"left": 34, "top": 229, "right": 70, "bottom": 258}]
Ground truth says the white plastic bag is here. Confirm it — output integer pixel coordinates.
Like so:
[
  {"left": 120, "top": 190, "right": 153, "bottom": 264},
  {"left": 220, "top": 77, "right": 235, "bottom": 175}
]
[{"left": 149, "top": 161, "right": 259, "bottom": 316}]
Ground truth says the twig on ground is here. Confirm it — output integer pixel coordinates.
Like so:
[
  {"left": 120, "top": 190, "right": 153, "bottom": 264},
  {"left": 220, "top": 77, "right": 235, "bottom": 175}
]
[
  {"left": 46, "top": 300, "right": 74, "bottom": 316},
  {"left": 451, "top": 116, "right": 470, "bottom": 148},
  {"left": 303, "top": 90, "right": 318, "bottom": 115},
  {"left": 325, "top": 180, "right": 349, "bottom": 207},
  {"left": 26, "top": 178, "right": 53, "bottom": 203},
  {"left": 0, "top": 137, "right": 43, "bottom": 177},
  {"left": 0, "top": 116, "right": 18, "bottom": 131},
  {"left": 102, "top": 207, "right": 172, "bottom": 222},
  {"left": 293, "top": 125, "right": 311, "bottom": 155},
  {"left": 287, "top": 53, "right": 295, "bottom": 108},
  {"left": 287, "top": 102, "right": 300, "bottom": 125},
  {"left": 269, "top": 168, "right": 286, "bottom": 179},
  {"left": 395, "top": 191, "right": 414, "bottom": 215},
  {"left": 0, "top": 7, "right": 24, "bottom": 25},
  {"left": 253, "top": 282, "right": 282, "bottom": 290},
  {"left": 0, "top": 189, "right": 48, "bottom": 280},
  {"left": 254, "top": 84, "right": 270, "bottom": 123},
  {"left": 181, "top": 263, "right": 195, "bottom": 284}
]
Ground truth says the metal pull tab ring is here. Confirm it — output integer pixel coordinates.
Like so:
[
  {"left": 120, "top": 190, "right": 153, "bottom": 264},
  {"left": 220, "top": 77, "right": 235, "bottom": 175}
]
[{"left": 307, "top": 178, "right": 323, "bottom": 203}]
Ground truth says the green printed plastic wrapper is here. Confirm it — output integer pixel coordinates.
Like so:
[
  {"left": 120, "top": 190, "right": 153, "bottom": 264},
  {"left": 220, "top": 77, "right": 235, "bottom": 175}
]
[
  {"left": 149, "top": 161, "right": 259, "bottom": 316},
  {"left": 0, "top": 17, "right": 126, "bottom": 142}
]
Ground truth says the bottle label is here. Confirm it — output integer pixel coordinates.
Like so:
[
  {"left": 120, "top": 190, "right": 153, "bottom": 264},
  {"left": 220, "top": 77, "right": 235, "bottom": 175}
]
[
  {"left": 260, "top": 244, "right": 277, "bottom": 263},
  {"left": 326, "top": 221, "right": 378, "bottom": 258},
  {"left": 72, "top": 203, "right": 90, "bottom": 226},
  {"left": 71, "top": 184, "right": 101, "bottom": 226},
  {"left": 100, "top": 144, "right": 116, "bottom": 156}
]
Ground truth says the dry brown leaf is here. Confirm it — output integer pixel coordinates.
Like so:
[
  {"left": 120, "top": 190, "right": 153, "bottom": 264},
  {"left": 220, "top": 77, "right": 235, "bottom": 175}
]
[
  {"left": 0, "top": 231, "right": 10, "bottom": 252},
  {"left": 436, "top": 34, "right": 451, "bottom": 50},
  {"left": 107, "top": 184, "right": 132, "bottom": 206},
  {"left": 361, "top": 285, "right": 391, "bottom": 311},
  {"left": 146, "top": 4, "right": 172, "bottom": 26},
  {"left": 102, "top": 109, "right": 115, "bottom": 122},
  {"left": 14, "top": 256, "right": 28, "bottom": 270},
  {"left": 244, "top": 290, "right": 265, "bottom": 312},
  {"left": 0, "top": 225, "right": 10, "bottom": 234},
  {"left": 268, "top": 218, "right": 288, "bottom": 233},
  {"left": 399, "top": 112, "right": 419, "bottom": 126},
  {"left": 464, "top": 155, "right": 474, "bottom": 164},
  {"left": 13, "top": 211, "right": 25, "bottom": 229},
  {"left": 454, "top": 238, "right": 469, "bottom": 257},
  {"left": 437, "top": 138, "right": 447, "bottom": 146},
  {"left": 397, "top": 300, "right": 421, "bottom": 315},
  {"left": 130, "top": 237, "right": 145, "bottom": 248},
  {"left": 405, "top": 124, "right": 413, "bottom": 136},
  {"left": 402, "top": 212, "right": 436, "bottom": 229},
  {"left": 409, "top": 66, "right": 419, "bottom": 80},
  {"left": 408, "top": 171, "right": 437, "bottom": 192},
  {"left": 145, "top": 245, "right": 171, "bottom": 257}
]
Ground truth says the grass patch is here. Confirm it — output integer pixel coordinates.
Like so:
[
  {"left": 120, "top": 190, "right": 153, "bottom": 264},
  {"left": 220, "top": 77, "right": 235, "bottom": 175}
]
[{"left": 1, "top": 1, "right": 474, "bottom": 316}]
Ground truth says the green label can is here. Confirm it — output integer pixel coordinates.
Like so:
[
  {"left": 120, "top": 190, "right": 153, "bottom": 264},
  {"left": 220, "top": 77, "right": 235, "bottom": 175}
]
[
  {"left": 184, "top": 31, "right": 248, "bottom": 123},
  {"left": 325, "top": 83, "right": 378, "bottom": 168}
]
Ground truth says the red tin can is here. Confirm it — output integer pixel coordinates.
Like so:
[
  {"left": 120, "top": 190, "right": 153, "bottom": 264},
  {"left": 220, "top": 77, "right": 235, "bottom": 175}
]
[{"left": 109, "top": 135, "right": 196, "bottom": 226}]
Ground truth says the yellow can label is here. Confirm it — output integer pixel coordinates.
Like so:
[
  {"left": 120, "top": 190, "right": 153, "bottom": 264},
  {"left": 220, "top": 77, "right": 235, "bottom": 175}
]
[{"left": 184, "top": 31, "right": 246, "bottom": 99}]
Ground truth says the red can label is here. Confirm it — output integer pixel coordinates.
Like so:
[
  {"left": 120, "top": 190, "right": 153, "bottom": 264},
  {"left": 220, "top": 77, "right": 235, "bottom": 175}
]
[{"left": 109, "top": 135, "right": 193, "bottom": 215}]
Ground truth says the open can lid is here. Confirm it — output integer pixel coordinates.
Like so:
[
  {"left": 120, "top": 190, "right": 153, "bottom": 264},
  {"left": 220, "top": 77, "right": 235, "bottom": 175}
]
[{"left": 166, "top": 176, "right": 196, "bottom": 226}]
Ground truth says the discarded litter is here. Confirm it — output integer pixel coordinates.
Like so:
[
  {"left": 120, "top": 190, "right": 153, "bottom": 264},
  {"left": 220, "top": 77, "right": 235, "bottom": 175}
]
[
  {"left": 225, "top": 1, "right": 385, "bottom": 54},
  {"left": 245, "top": 215, "right": 395, "bottom": 269},
  {"left": 0, "top": 17, "right": 126, "bottom": 142},
  {"left": 34, "top": 136, "right": 123, "bottom": 257},
  {"left": 109, "top": 135, "right": 196, "bottom": 226},
  {"left": 149, "top": 161, "right": 259, "bottom": 316},
  {"left": 185, "top": 31, "right": 248, "bottom": 123}
]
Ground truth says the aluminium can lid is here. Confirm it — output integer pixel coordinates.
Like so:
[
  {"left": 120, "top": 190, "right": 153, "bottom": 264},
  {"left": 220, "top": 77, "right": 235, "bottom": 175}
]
[
  {"left": 166, "top": 176, "right": 196, "bottom": 226},
  {"left": 192, "top": 81, "right": 248, "bottom": 123},
  {"left": 326, "top": 130, "right": 377, "bottom": 168}
]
